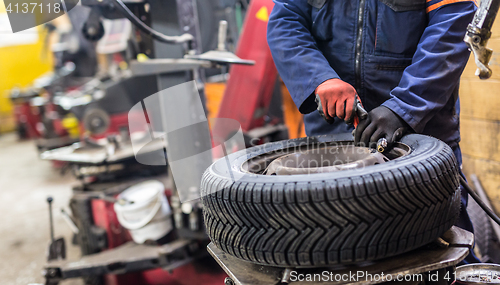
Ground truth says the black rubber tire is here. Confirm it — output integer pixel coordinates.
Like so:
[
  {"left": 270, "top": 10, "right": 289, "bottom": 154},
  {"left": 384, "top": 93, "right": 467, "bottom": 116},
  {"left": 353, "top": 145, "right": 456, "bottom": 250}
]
[
  {"left": 201, "top": 134, "right": 462, "bottom": 267},
  {"left": 468, "top": 195, "right": 494, "bottom": 262}
]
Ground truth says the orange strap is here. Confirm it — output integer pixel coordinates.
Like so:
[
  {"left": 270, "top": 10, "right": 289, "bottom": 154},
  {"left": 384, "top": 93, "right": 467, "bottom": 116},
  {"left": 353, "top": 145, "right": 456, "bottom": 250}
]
[
  {"left": 426, "top": 0, "right": 478, "bottom": 13},
  {"left": 354, "top": 116, "right": 360, "bottom": 129}
]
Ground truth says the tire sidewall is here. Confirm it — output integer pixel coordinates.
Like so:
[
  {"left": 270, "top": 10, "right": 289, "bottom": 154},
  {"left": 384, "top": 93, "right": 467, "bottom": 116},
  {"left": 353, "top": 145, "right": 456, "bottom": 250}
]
[{"left": 206, "top": 133, "right": 451, "bottom": 185}]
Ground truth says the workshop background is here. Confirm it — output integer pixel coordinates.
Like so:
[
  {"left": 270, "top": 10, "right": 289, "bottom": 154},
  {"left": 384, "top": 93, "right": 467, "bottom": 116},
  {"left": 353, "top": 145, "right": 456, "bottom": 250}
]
[
  {"left": 0, "top": 0, "right": 303, "bottom": 284},
  {"left": 0, "top": 0, "right": 499, "bottom": 284}
]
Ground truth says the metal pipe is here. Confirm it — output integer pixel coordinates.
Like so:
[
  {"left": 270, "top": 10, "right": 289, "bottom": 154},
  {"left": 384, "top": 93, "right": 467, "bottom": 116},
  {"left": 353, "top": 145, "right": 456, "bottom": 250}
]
[
  {"left": 61, "top": 209, "right": 79, "bottom": 234},
  {"left": 460, "top": 176, "right": 500, "bottom": 227},
  {"left": 218, "top": 21, "right": 228, "bottom": 51},
  {"left": 110, "top": 0, "right": 194, "bottom": 44},
  {"left": 47, "top": 197, "right": 55, "bottom": 242}
]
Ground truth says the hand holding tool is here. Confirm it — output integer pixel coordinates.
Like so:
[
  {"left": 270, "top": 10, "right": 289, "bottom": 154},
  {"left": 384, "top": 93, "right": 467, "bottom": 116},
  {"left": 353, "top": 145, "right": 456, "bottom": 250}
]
[
  {"left": 352, "top": 96, "right": 368, "bottom": 128},
  {"left": 315, "top": 80, "right": 367, "bottom": 128},
  {"left": 317, "top": 95, "right": 367, "bottom": 128},
  {"left": 315, "top": 79, "right": 360, "bottom": 124},
  {"left": 354, "top": 106, "right": 408, "bottom": 149}
]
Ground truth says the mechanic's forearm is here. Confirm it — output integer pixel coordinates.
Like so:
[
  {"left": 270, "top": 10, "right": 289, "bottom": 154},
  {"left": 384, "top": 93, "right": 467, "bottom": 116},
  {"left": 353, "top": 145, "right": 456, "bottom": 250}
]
[
  {"left": 382, "top": 2, "right": 476, "bottom": 133},
  {"left": 267, "top": 0, "right": 339, "bottom": 114}
]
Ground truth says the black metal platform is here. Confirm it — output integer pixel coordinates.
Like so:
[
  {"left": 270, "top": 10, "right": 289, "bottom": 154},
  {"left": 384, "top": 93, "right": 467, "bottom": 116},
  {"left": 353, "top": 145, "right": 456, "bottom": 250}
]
[
  {"left": 208, "top": 226, "right": 474, "bottom": 285},
  {"left": 44, "top": 239, "right": 206, "bottom": 283}
]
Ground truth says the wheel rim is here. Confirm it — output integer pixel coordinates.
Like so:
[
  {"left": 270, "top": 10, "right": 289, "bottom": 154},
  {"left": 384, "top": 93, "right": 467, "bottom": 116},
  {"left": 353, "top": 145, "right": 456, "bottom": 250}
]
[{"left": 242, "top": 141, "right": 411, "bottom": 175}]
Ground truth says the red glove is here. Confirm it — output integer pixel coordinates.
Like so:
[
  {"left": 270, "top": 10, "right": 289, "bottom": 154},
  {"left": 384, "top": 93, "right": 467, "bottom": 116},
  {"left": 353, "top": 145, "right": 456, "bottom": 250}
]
[{"left": 315, "top": 78, "right": 358, "bottom": 124}]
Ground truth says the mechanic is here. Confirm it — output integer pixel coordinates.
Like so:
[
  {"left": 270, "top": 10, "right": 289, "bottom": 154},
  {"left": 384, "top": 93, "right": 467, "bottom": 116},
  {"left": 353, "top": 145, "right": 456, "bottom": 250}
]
[{"left": 267, "top": 0, "right": 478, "bottom": 263}]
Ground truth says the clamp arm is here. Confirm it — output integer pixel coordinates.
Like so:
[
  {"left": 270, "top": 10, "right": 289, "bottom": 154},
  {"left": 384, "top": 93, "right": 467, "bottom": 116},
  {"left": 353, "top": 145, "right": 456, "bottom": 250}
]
[{"left": 464, "top": 0, "right": 500, "bottom": 79}]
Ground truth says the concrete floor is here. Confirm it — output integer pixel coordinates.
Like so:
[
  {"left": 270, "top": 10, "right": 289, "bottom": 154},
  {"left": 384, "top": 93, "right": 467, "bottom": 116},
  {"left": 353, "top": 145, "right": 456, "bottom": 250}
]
[{"left": 0, "top": 133, "right": 83, "bottom": 285}]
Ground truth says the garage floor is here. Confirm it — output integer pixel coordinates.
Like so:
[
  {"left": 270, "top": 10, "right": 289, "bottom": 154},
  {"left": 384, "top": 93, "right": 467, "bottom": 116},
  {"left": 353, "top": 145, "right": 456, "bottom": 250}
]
[{"left": 0, "top": 133, "right": 82, "bottom": 285}]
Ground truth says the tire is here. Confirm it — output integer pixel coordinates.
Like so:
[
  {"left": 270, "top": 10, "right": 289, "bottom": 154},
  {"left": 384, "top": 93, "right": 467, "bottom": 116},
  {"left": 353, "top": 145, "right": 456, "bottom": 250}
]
[
  {"left": 201, "top": 133, "right": 462, "bottom": 267},
  {"left": 468, "top": 195, "right": 494, "bottom": 262}
]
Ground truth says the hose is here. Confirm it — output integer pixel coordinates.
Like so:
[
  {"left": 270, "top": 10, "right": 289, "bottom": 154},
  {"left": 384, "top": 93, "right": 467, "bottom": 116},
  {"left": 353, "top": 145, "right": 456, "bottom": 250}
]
[
  {"left": 109, "top": 0, "right": 194, "bottom": 44},
  {"left": 460, "top": 176, "right": 500, "bottom": 227}
]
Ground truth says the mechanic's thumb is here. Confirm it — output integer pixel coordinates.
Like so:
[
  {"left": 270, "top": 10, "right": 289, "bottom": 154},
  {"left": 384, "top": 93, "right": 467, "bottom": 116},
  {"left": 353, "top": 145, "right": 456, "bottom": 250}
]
[{"left": 315, "top": 94, "right": 334, "bottom": 124}]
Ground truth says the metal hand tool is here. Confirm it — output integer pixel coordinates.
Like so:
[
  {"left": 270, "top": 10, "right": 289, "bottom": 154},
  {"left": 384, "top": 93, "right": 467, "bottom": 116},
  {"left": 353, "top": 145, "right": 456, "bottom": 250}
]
[{"left": 316, "top": 94, "right": 367, "bottom": 128}]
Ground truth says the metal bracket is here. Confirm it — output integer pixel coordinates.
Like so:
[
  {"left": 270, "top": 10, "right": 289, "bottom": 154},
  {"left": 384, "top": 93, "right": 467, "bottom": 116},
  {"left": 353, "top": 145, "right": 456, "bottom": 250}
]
[
  {"left": 464, "top": 25, "right": 493, "bottom": 80},
  {"left": 464, "top": 0, "right": 500, "bottom": 79}
]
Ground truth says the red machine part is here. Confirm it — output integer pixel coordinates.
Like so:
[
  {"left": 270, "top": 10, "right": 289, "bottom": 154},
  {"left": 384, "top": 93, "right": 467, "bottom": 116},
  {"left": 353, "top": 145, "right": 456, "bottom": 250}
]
[
  {"left": 13, "top": 101, "right": 42, "bottom": 139},
  {"left": 215, "top": 0, "right": 277, "bottom": 132},
  {"left": 91, "top": 190, "right": 226, "bottom": 285},
  {"left": 45, "top": 102, "right": 69, "bottom": 137},
  {"left": 91, "top": 199, "right": 131, "bottom": 249},
  {"left": 82, "top": 112, "right": 130, "bottom": 140}
]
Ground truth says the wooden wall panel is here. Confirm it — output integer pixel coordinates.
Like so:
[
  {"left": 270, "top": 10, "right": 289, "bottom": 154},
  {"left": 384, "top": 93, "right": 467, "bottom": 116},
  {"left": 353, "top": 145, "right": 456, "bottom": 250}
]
[
  {"left": 460, "top": 80, "right": 500, "bottom": 121},
  {"left": 462, "top": 155, "right": 500, "bottom": 214},
  {"left": 460, "top": 118, "right": 500, "bottom": 161},
  {"left": 460, "top": 12, "right": 500, "bottom": 216}
]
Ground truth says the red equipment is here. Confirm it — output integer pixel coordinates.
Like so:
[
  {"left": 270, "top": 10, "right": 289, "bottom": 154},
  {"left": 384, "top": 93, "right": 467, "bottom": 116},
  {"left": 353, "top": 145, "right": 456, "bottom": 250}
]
[
  {"left": 216, "top": 0, "right": 277, "bottom": 132},
  {"left": 87, "top": 189, "right": 227, "bottom": 285},
  {"left": 13, "top": 99, "right": 42, "bottom": 139},
  {"left": 10, "top": 89, "right": 43, "bottom": 139}
]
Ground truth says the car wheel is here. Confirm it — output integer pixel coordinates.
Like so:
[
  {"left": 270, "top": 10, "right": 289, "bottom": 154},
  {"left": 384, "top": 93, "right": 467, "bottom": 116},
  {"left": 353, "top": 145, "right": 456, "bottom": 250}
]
[{"left": 201, "top": 133, "right": 461, "bottom": 267}]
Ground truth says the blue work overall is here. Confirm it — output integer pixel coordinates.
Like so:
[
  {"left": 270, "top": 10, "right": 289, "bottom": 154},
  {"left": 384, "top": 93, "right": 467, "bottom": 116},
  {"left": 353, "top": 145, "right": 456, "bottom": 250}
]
[{"left": 268, "top": 0, "right": 478, "bottom": 263}]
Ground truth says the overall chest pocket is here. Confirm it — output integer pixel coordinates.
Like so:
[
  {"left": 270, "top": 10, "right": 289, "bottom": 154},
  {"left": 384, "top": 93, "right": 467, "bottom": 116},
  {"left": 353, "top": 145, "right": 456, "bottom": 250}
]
[
  {"left": 375, "top": 0, "right": 427, "bottom": 56},
  {"left": 378, "top": 0, "right": 426, "bottom": 11},
  {"left": 310, "top": 1, "right": 333, "bottom": 41}
]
